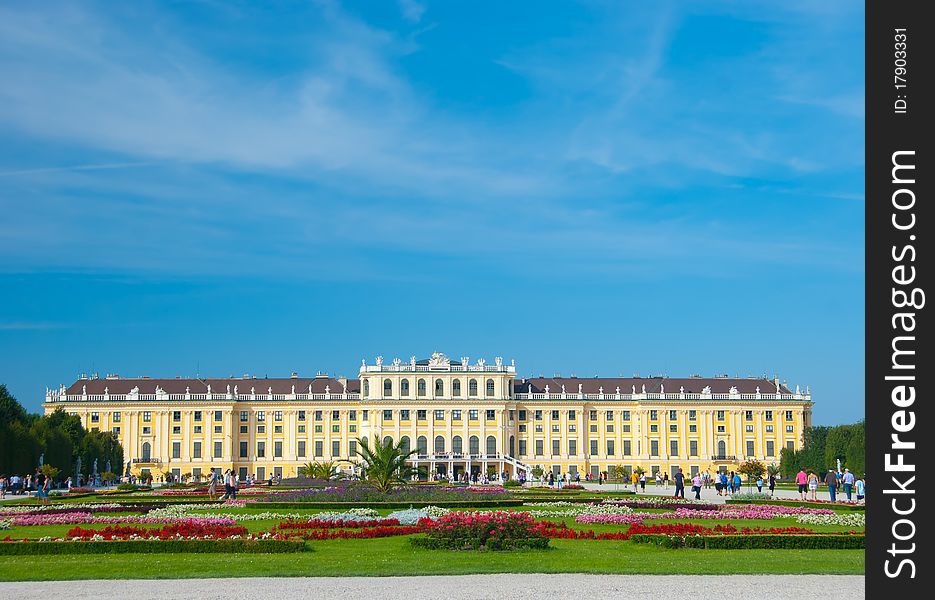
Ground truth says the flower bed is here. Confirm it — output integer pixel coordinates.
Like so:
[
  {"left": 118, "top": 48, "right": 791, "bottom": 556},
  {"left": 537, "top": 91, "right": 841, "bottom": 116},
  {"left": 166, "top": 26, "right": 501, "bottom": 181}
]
[
  {"left": 274, "top": 518, "right": 422, "bottom": 540},
  {"left": 724, "top": 499, "right": 865, "bottom": 511},
  {"left": 8, "top": 513, "right": 237, "bottom": 527},
  {"left": 0, "top": 539, "right": 305, "bottom": 555},
  {"left": 265, "top": 484, "right": 511, "bottom": 504},
  {"left": 411, "top": 511, "right": 550, "bottom": 551},
  {"left": 600, "top": 499, "right": 721, "bottom": 510},
  {"left": 65, "top": 522, "right": 250, "bottom": 540},
  {"left": 794, "top": 512, "right": 866, "bottom": 527},
  {"left": 576, "top": 503, "right": 837, "bottom": 525}
]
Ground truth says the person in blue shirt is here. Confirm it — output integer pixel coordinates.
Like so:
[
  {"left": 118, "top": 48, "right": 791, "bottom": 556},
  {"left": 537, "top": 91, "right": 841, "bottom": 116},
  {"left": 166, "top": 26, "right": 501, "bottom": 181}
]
[
  {"left": 841, "top": 468, "right": 856, "bottom": 502},
  {"left": 731, "top": 472, "right": 742, "bottom": 494},
  {"left": 855, "top": 476, "right": 865, "bottom": 503},
  {"left": 719, "top": 472, "right": 729, "bottom": 496}
]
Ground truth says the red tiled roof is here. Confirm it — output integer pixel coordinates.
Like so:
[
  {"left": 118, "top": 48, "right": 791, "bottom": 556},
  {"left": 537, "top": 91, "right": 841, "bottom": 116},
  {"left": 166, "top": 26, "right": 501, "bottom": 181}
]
[
  {"left": 517, "top": 377, "right": 790, "bottom": 395},
  {"left": 65, "top": 377, "right": 360, "bottom": 395}
]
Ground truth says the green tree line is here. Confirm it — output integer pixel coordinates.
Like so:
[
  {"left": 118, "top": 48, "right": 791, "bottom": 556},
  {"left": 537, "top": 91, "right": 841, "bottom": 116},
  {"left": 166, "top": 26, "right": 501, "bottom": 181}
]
[
  {"left": 1, "top": 384, "right": 123, "bottom": 480},
  {"left": 779, "top": 421, "right": 865, "bottom": 478}
]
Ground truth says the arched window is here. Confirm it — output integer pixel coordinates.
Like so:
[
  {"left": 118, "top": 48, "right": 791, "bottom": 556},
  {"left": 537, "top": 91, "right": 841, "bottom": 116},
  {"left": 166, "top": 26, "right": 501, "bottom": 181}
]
[
  {"left": 486, "top": 378, "right": 495, "bottom": 397},
  {"left": 400, "top": 379, "right": 410, "bottom": 396},
  {"left": 486, "top": 435, "right": 496, "bottom": 456},
  {"left": 383, "top": 379, "right": 392, "bottom": 397},
  {"left": 469, "top": 435, "right": 479, "bottom": 455},
  {"left": 452, "top": 435, "right": 463, "bottom": 454},
  {"left": 417, "top": 436, "right": 428, "bottom": 455},
  {"left": 452, "top": 379, "right": 461, "bottom": 396},
  {"left": 434, "top": 378, "right": 444, "bottom": 397},
  {"left": 468, "top": 379, "right": 478, "bottom": 397},
  {"left": 361, "top": 436, "right": 368, "bottom": 449},
  {"left": 383, "top": 435, "right": 393, "bottom": 447},
  {"left": 399, "top": 436, "right": 410, "bottom": 454},
  {"left": 717, "top": 440, "right": 727, "bottom": 457},
  {"left": 417, "top": 379, "right": 426, "bottom": 396},
  {"left": 141, "top": 441, "right": 151, "bottom": 461},
  {"left": 362, "top": 379, "right": 370, "bottom": 398},
  {"left": 434, "top": 435, "right": 445, "bottom": 453},
  {"left": 509, "top": 435, "right": 515, "bottom": 457}
]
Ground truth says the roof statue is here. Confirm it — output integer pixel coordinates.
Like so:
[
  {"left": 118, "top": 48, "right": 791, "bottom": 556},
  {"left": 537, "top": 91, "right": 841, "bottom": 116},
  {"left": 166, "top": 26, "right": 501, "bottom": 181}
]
[
  {"left": 529, "top": 383, "right": 534, "bottom": 392},
  {"left": 477, "top": 358, "right": 486, "bottom": 367},
  {"left": 268, "top": 386, "right": 273, "bottom": 395},
  {"left": 410, "top": 356, "right": 416, "bottom": 367},
  {"left": 392, "top": 357, "right": 401, "bottom": 367},
  {"left": 631, "top": 385, "right": 636, "bottom": 394},
  {"left": 234, "top": 385, "right": 238, "bottom": 395},
  {"left": 131, "top": 386, "right": 139, "bottom": 395},
  {"left": 702, "top": 385, "right": 711, "bottom": 395},
  {"left": 729, "top": 386, "right": 739, "bottom": 395},
  {"left": 227, "top": 383, "right": 233, "bottom": 394},
  {"left": 599, "top": 386, "right": 604, "bottom": 394},
  {"left": 544, "top": 385, "right": 550, "bottom": 393},
  {"left": 185, "top": 386, "right": 189, "bottom": 394},
  {"left": 756, "top": 386, "right": 760, "bottom": 394},
  {"left": 325, "top": 385, "right": 330, "bottom": 394},
  {"left": 578, "top": 383, "right": 583, "bottom": 394},
  {"left": 776, "top": 380, "right": 781, "bottom": 393},
  {"left": 82, "top": 385, "right": 87, "bottom": 394},
  {"left": 641, "top": 384, "right": 646, "bottom": 394},
  {"left": 250, "top": 386, "right": 255, "bottom": 395},
  {"left": 561, "top": 384, "right": 566, "bottom": 394},
  {"left": 308, "top": 384, "right": 312, "bottom": 393},
  {"left": 660, "top": 383, "right": 664, "bottom": 394},
  {"left": 428, "top": 352, "right": 450, "bottom": 368},
  {"left": 495, "top": 356, "right": 503, "bottom": 367},
  {"left": 375, "top": 356, "right": 383, "bottom": 367},
  {"left": 104, "top": 387, "right": 108, "bottom": 394},
  {"left": 291, "top": 385, "right": 295, "bottom": 395},
  {"left": 615, "top": 386, "right": 620, "bottom": 395},
  {"left": 207, "top": 384, "right": 212, "bottom": 394},
  {"left": 361, "top": 359, "right": 366, "bottom": 367},
  {"left": 342, "top": 380, "right": 347, "bottom": 393},
  {"left": 680, "top": 386, "right": 685, "bottom": 394},
  {"left": 795, "top": 384, "right": 801, "bottom": 394}
]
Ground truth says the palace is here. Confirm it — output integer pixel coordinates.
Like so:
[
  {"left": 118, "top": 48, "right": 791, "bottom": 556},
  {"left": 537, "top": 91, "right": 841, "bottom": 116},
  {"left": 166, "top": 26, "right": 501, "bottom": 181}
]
[{"left": 43, "top": 353, "right": 813, "bottom": 482}]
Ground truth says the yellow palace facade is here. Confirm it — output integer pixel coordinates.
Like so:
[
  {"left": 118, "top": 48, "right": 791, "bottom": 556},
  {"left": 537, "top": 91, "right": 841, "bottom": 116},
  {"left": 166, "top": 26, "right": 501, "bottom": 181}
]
[{"left": 43, "top": 353, "right": 813, "bottom": 482}]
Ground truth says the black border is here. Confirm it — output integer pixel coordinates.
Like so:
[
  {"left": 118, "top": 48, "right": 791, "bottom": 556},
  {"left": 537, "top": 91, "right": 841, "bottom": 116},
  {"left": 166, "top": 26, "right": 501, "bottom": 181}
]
[{"left": 866, "top": 1, "right": 930, "bottom": 595}]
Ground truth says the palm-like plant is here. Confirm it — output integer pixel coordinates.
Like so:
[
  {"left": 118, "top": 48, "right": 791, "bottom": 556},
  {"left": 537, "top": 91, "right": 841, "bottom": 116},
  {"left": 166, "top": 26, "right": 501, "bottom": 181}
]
[
  {"left": 354, "top": 436, "right": 418, "bottom": 492},
  {"left": 298, "top": 461, "right": 342, "bottom": 480}
]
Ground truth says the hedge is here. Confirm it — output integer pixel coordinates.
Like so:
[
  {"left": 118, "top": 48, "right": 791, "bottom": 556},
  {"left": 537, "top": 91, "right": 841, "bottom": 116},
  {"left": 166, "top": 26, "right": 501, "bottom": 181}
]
[
  {"left": 410, "top": 536, "right": 550, "bottom": 551},
  {"left": 630, "top": 534, "right": 865, "bottom": 550},
  {"left": 254, "top": 500, "right": 525, "bottom": 509},
  {"left": 724, "top": 499, "right": 865, "bottom": 511},
  {"left": 0, "top": 539, "right": 307, "bottom": 555}
]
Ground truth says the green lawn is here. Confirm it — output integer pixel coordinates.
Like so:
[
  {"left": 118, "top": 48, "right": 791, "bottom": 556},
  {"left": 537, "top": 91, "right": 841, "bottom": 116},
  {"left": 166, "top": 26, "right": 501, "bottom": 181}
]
[{"left": 0, "top": 536, "right": 863, "bottom": 580}]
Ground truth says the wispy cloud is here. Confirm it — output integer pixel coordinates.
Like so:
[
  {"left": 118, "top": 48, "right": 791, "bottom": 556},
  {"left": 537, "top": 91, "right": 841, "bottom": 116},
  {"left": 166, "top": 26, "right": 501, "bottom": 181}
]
[{"left": 0, "top": 161, "right": 153, "bottom": 178}]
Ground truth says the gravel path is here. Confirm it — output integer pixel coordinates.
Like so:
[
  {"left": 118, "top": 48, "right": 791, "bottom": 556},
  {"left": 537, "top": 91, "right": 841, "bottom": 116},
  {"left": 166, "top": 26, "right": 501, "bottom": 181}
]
[{"left": 0, "top": 574, "right": 864, "bottom": 599}]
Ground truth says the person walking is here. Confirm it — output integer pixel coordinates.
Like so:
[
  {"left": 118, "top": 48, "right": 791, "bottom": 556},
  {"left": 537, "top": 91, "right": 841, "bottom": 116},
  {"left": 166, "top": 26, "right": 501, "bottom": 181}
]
[
  {"left": 855, "top": 476, "right": 865, "bottom": 503},
  {"left": 768, "top": 472, "right": 776, "bottom": 498},
  {"left": 691, "top": 472, "right": 702, "bottom": 500},
  {"left": 663, "top": 471, "right": 669, "bottom": 489},
  {"left": 841, "top": 468, "right": 855, "bottom": 502},
  {"left": 796, "top": 469, "right": 808, "bottom": 500},
  {"left": 631, "top": 470, "right": 639, "bottom": 493},
  {"left": 731, "top": 471, "right": 741, "bottom": 495},
  {"left": 756, "top": 475, "right": 764, "bottom": 493},
  {"left": 807, "top": 471, "right": 819, "bottom": 501},
  {"left": 673, "top": 468, "right": 685, "bottom": 498},
  {"left": 207, "top": 468, "right": 218, "bottom": 501},
  {"left": 824, "top": 469, "right": 838, "bottom": 502},
  {"left": 639, "top": 472, "right": 646, "bottom": 492}
]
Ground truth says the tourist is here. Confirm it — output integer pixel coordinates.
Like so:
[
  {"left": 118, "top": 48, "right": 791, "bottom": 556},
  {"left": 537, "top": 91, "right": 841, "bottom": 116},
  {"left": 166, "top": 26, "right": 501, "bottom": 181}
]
[
  {"left": 719, "top": 472, "right": 728, "bottom": 496},
  {"left": 841, "top": 468, "right": 855, "bottom": 502},
  {"left": 40, "top": 471, "right": 51, "bottom": 505},
  {"left": 673, "top": 468, "right": 685, "bottom": 498},
  {"left": 548, "top": 471, "right": 554, "bottom": 487},
  {"left": 855, "top": 476, "right": 865, "bottom": 503},
  {"left": 207, "top": 468, "right": 218, "bottom": 500},
  {"left": 796, "top": 469, "right": 808, "bottom": 500},
  {"left": 756, "top": 475, "right": 764, "bottom": 493},
  {"left": 824, "top": 469, "right": 838, "bottom": 502},
  {"left": 768, "top": 472, "right": 777, "bottom": 498},
  {"left": 714, "top": 476, "right": 722, "bottom": 496},
  {"left": 631, "top": 470, "right": 639, "bottom": 493},
  {"left": 639, "top": 471, "right": 646, "bottom": 492},
  {"left": 691, "top": 472, "right": 702, "bottom": 500},
  {"left": 664, "top": 471, "right": 669, "bottom": 489},
  {"left": 0, "top": 475, "right": 6, "bottom": 499},
  {"left": 807, "top": 471, "right": 819, "bottom": 501}
]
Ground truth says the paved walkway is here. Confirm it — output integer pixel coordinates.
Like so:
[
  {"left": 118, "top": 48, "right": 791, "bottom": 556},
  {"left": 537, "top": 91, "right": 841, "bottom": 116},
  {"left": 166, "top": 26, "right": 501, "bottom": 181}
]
[
  {"left": 537, "top": 482, "right": 857, "bottom": 504},
  {"left": 0, "top": 575, "right": 864, "bottom": 599}
]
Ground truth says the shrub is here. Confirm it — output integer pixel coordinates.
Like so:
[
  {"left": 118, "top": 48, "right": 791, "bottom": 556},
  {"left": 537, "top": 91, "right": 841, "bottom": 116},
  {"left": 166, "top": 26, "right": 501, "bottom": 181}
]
[
  {"left": 502, "top": 480, "right": 523, "bottom": 488},
  {"left": 0, "top": 539, "right": 305, "bottom": 555},
  {"left": 630, "top": 533, "right": 864, "bottom": 550},
  {"left": 414, "top": 511, "right": 550, "bottom": 551}
]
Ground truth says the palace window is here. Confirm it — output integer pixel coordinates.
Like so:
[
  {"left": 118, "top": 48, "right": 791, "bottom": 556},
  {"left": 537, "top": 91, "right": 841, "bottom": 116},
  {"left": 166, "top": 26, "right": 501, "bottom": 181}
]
[
  {"left": 568, "top": 440, "right": 577, "bottom": 456},
  {"left": 143, "top": 411, "right": 152, "bottom": 422},
  {"left": 717, "top": 410, "right": 725, "bottom": 421},
  {"left": 717, "top": 425, "right": 725, "bottom": 433},
  {"left": 452, "top": 409, "right": 462, "bottom": 420},
  {"left": 349, "top": 425, "right": 356, "bottom": 433},
  {"left": 622, "top": 424, "right": 630, "bottom": 433},
  {"left": 213, "top": 441, "right": 222, "bottom": 458},
  {"left": 606, "top": 424, "right": 614, "bottom": 433},
  {"left": 650, "top": 410, "right": 658, "bottom": 420},
  {"left": 256, "top": 411, "right": 265, "bottom": 422},
  {"left": 568, "top": 410, "right": 576, "bottom": 420},
  {"left": 486, "top": 379, "right": 495, "bottom": 397},
  {"left": 193, "top": 411, "right": 202, "bottom": 422},
  {"left": 384, "top": 379, "right": 392, "bottom": 397},
  {"left": 452, "top": 436, "right": 462, "bottom": 454},
  {"left": 535, "top": 424, "right": 543, "bottom": 432},
  {"left": 689, "top": 440, "right": 698, "bottom": 456},
  {"left": 298, "top": 410, "right": 306, "bottom": 421},
  {"left": 112, "top": 411, "right": 121, "bottom": 422},
  {"left": 142, "top": 426, "right": 151, "bottom": 435},
  {"left": 349, "top": 410, "right": 356, "bottom": 420},
  {"left": 314, "top": 411, "right": 322, "bottom": 421},
  {"left": 670, "top": 440, "right": 678, "bottom": 456},
  {"left": 332, "top": 425, "right": 339, "bottom": 433},
  {"left": 452, "top": 379, "right": 461, "bottom": 396},
  {"left": 383, "top": 410, "right": 393, "bottom": 421},
  {"left": 650, "top": 424, "right": 658, "bottom": 433},
  {"left": 435, "top": 379, "right": 444, "bottom": 397},
  {"left": 519, "top": 410, "right": 527, "bottom": 421},
  {"left": 331, "top": 441, "right": 339, "bottom": 457},
  {"left": 348, "top": 440, "right": 357, "bottom": 457},
  {"left": 173, "top": 411, "right": 181, "bottom": 422},
  {"left": 274, "top": 441, "right": 283, "bottom": 458},
  {"left": 669, "top": 424, "right": 677, "bottom": 432},
  {"left": 766, "top": 425, "right": 773, "bottom": 432},
  {"left": 552, "top": 439, "right": 560, "bottom": 455},
  {"left": 766, "top": 441, "right": 775, "bottom": 456},
  {"left": 746, "top": 440, "right": 755, "bottom": 456},
  {"left": 650, "top": 440, "right": 659, "bottom": 456},
  {"left": 434, "top": 409, "right": 445, "bottom": 420},
  {"left": 417, "top": 379, "right": 426, "bottom": 396},
  {"left": 551, "top": 425, "right": 560, "bottom": 432},
  {"left": 590, "top": 440, "right": 598, "bottom": 455},
  {"left": 519, "top": 424, "right": 527, "bottom": 432},
  {"left": 534, "top": 410, "right": 542, "bottom": 420},
  {"left": 297, "top": 425, "right": 305, "bottom": 433},
  {"left": 315, "top": 441, "right": 323, "bottom": 457},
  {"left": 239, "top": 441, "right": 248, "bottom": 458},
  {"left": 417, "top": 409, "right": 427, "bottom": 420},
  {"left": 240, "top": 411, "right": 248, "bottom": 422},
  {"left": 688, "top": 410, "right": 696, "bottom": 421},
  {"left": 669, "top": 410, "right": 677, "bottom": 420},
  {"left": 314, "top": 425, "right": 322, "bottom": 433},
  {"left": 535, "top": 440, "right": 544, "bottom": 455},
  {"left": 606, "top": 440, "right": 615, "bottom": 456},
  {"left": 469, "top": 409, "right": 478, "bottom": 420},
  {"left": 689, "top": 424, "right": 697, "bottom": 433},
  {"left": 400, "top": 410, "right": 410, "bottom": 420},
  {"left": 623, "top": 440, "right": 631, "bottom": 456},
  {"left": 91, "top": 412, "right": 99, "bottom": 423},
  {"left": 590, "top": 424, "right": 598, "bottom": 433},
  {"left": 786, "top": 425, "right": 794, "bottom": 432},
  {"left": 486, "top": 409, "right": 496, "bottom": 420},
  {"left": 362, "top": 380, "right": 369, "bottom": 398},
  {"left": 273, "top": 426, "right": 282, "bottom": 435},
  {"left": 172, "top": 426, "right": 181, "bottom": 434},
  {"left": 746, "top": 425, "right": 754, "bottom": 432},
  {"left": 589, "top": 410, "right": 598, "bottom": 420},
  {"left": 332, "top": 410, "right": 339, "bottom": 420},
  {"left": 519, "top": 440, "right": 527, "bottom": 456},
  {"left": 214, "top": 411, "right": 223, "bottom": 421},
  {"left": 745, "top": 410, "right": 753, "bottom": 421},
  {"left": 401, "top": 379, "right": 410, "bottom": 396},
  {"left": 257, "top": 425, "right": 265, "bottom": 434},
  {"left": 112, "top": 426, "right": 120, "bottom": 435},
  {"left": 274, "top": 411, "right": 282, "bottom": 422},
  {"left": 785, "top": 410, "right": 794, "bottom": 420},
  {"left": 551, "top": 410, "right": 559, "bottom": 420},
  {"left": 362, "top": 410, "right": 368, "bottom": 421},
  {"left": 606, "top": 410, "right": 613, "bottom": 420},
  {"left": 171, "top": 442, "right": 180, "bottom": 459},
  {"left": 469, "top": 379, "right": 478, "bottom": 396},
  {"left": 622, "top": 411, "right": 630, "bottom": 421},
  {"left": 765, "top": 410, "right": 773, "bottom": 420},
  {"left": 297, "top": 441, "right": 306, "bottom": 458}
]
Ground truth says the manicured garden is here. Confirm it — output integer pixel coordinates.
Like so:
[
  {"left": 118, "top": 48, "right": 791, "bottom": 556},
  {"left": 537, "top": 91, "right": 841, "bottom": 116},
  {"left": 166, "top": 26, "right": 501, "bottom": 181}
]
[{"left": 0, "top": 482, "right": 864, "bottom": 580}]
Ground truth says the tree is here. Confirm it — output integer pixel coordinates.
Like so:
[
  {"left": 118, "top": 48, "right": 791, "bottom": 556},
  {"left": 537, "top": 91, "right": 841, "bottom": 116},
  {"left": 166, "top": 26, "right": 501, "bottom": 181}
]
[
  {"left": 353, "top": 436, "right": 417, "bottom": 492},
  {"left": 738, "top": 459, "right": 766, "bottom": 491},
  {"left": 530, "top": 465, "right": 544, "bottom": 479},
  {"left": 0, "top": 384, "right": 28, "bottom": 425}
]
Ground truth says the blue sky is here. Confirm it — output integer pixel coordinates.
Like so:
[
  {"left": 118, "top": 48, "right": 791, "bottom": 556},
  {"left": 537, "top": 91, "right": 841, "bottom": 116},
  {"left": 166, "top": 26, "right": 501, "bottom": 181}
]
[{"left": 0, "top": 1, "right": 863, "bottom": 424}]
